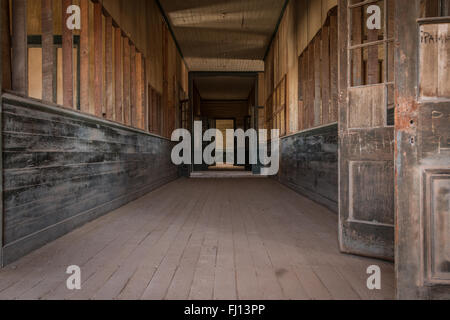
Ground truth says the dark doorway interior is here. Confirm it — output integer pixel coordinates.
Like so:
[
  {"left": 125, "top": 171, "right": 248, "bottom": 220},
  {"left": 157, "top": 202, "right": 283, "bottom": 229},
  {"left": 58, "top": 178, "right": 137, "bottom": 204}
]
[{"left": 190, "top": 73, "right": 259, "bottom": 173}]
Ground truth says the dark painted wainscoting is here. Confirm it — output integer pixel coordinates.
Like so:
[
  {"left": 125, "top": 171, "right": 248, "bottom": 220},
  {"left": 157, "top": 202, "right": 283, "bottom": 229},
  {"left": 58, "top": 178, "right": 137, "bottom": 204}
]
[
  {"left": 1, "top": 93, "right": 178, "bottom": 265},
  {"left": 277, "top": 124, "right": 338, "bottom": 213}
]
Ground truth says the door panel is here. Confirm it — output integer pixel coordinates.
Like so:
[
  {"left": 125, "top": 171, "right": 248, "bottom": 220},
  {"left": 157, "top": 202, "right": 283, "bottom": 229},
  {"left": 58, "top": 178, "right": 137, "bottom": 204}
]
[
  {"left": 338, "top": 0, "right": 395, "bottom": 260},
  {"left": 395, "top": 0, "right": 450, "bottom": 299}
]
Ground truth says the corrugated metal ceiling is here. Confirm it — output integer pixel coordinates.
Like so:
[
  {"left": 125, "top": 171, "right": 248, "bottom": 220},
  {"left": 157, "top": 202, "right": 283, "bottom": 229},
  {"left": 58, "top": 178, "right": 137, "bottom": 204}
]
[{"left": 159, "top": 0, "right": 286, "bottom": 72}]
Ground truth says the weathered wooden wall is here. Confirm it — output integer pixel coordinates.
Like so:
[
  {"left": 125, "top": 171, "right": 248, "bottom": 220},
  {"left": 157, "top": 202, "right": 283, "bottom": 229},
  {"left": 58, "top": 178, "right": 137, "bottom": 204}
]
[
  {"left": 1, "top": 93, "right": 178, "bottom": 265},
  {"left": 262, "top": 0, "right": 338, "bottom": 135},
  {"left": 263, "top": 1, "right": 339, "bottom": 209},
  {"left": 20, "top": 0, "right": 188, "bottom": 139},
  {"left": 200, "top": 100, "right": 249, "bottom": 129},
  {"left": 277, "top": 124, "right": 338, "bottom": 212}
]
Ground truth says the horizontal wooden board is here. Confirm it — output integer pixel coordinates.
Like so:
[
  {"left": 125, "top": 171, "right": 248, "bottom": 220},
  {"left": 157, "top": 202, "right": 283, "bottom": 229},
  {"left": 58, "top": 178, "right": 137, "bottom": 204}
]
[{"left": 1, "top": 94, "right": 178, "bottom": 263}]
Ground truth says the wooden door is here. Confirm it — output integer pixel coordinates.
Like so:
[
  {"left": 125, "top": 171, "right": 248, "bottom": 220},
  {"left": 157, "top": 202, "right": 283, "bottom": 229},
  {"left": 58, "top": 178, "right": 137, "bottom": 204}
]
[
  {"left": 338, "top": 0, "right": 396, "bottom": 260},
  {"left": 395, "top": 0, "right": 450, "bottom": 299}
]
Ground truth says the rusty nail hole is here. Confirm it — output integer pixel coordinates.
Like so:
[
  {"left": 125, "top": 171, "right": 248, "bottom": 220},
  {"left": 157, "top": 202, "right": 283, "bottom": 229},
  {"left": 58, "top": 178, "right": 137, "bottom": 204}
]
[
  {"left": 410, "top": 120, "right": 414, "bottom": 125},
  {"left": 410, "top": 137, "right": 415, "bottom": 145}
]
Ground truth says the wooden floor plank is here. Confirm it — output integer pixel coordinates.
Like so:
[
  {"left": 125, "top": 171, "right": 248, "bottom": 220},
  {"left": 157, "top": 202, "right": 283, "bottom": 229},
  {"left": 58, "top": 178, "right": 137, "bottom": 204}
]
[{"left": 0, "top": 178, "right": 395, "bottom": 300}]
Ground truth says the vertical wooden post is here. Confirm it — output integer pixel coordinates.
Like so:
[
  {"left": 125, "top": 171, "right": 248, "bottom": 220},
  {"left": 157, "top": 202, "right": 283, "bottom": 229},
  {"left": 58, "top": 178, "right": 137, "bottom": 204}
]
[
  {"left": 321, "top": 23, "right": 330, "bottom": 125},
  {"left": 123, "top": 38, "right": 130, "bottom": 125},
  {"left": 80, "top": 0, "right": 89, "bottom": 113},
  {"left": 308, "top": 43, "right": 315, "bottom": 128},
  {"left": 297, "top": 54, "right": 304, "bottom": 131},
  {"left": 130, "top": 44, "right": 136, "bottom": 128},
  {"left": 313, "top": 35, "right": 322, "bottom": 126},
  {"left": 329, "top": 13, "right": 338, "bottom": 122},
  {"left": 105, "top": 15, "right": 113, "bottom": 120},
  {"left": 2, "top": 0, "right": 11, "bottom": 90},
  {"left": 367, "top": 29, "right": 380, "bottom": 84},
  {"left": 148, "top": 86, "right": 153, "bottom": 132},
  {"left": 114, "top": 27, "right": 122, "bottom": 123},
  {"left": 11, "top": 0, "right": 27, "bottom": 95},
  {"left": 93, "top": 2, "right": 102, "bottom": 117},
  {"left": 135, "top": 51, "right": 142, "bottom": 129},
  {"left": 351, "top": 4, "right": 363, "bottom": 86},
  {"left": 162, "top": 23, "right": 169, "bottom": 137},
  {"left": 143, "top": 58, "right": 148, "bottom": 131},
  {"left": 42, "top": 0, "right": 54, "bottom": 102},
  {"left": 62, "top": 0, "right": 74, "bottom": 108}
]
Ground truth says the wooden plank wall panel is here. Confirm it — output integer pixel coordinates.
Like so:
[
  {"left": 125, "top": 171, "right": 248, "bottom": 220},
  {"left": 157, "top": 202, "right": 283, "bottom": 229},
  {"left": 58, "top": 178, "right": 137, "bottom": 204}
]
[
  {"left": 11, "top": 0, "right": 28, "bottom": 95},
  {"left": 62, "top": 0, "right": 74, "bottom": 108},
  {"left": 94, "top": 2, "right": 103, "bottom": 117},
  {"left": 296, "top": 10, "right": 338, "bottom": 132},
  {"left": 130, "top": 45, "right": 137, "bottom": 128},
  {"left": 308, "top": 43, "right": 315, "bottom": 128},
  {"left": 1, "top": 94, "right": 178, "bottom": 265},
  {"left": 321, "top": 23, "right": 330, "bottom": 125},
  {"left": 123, "top": 39, "right": 131, "bottom": 125},
  {"left": 105, "top": 15, "right": 114, "bottom": 120},
  {"left": 114, "top": 27, "right": 123, "bottom": 122},
  {"left": 419, "top": 23, "right": 450, "bottom": 98},
  {"left": 313, "top": 35, "right": 322, "bottom": 127},
  {"left": 352, "top": 5, "right": 363, "bottom": 86},
  {"left": 348, "top": 85, "right": 386, "bottom": 128},
  {"left": 143, "top": 58, "right": 148, "bottom": 131},
  {"left": 2, "top": 0, "right": 11, "bottom": 90},
  {"left": 41, "top": 0, "right": 54, "bottom": 103},
  {"left": 80, "top": 0, "right": 90, "bottom": 113},
  {"left": 367, "top": 29, "right": 380, "bottom": 85},
  {"left": 329, "top": 14, "right": 338, "bottom": 122},
  {"left": 136, "top": 52, "right": 143, "bottom": 129},
  {"left": 278, "top": 124, "right": 339, "bottom": 212}
]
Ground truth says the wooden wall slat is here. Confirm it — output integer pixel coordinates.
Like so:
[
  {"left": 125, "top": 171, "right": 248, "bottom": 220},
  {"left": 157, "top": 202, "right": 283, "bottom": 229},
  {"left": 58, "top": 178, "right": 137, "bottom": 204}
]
[
  {"left": 135, "top": 51, "right": 142, "bottom": 129},
  {"left": 12, "top": 0, "right": 28, "bottom": 95},
  {"left": 329, "top": 13, "right": 338, "bottom": 122},
  {"left": 162, "top": 23, "right": 169, "bottom": 138},
  {"left": 154, "top": 89, "right": 159, "bottom": 134},
  {"left": 80, "top": 0, "right": 89, "bottom": 113},
  {"left": 123, "top": 38, "right": 131, "bottom": 126},
  {"left": 62, "top": 0, "right": 74, "bottom": 108},
  {"left": 114, "top": 27, "right": 123, "bottom": 123},
  {"left": 367, "top": 30, "right": 380, "bottom": 84},
  {"left": 147, "top": 85, "right": 153, "bottom": 132},
  {"left": 105, "top": 16, "right": 113, "bottom": 120},
  {"left": 1, "top": 95, "right": 178, "bottom": 265},
  {"left": 313, "top": 35, "right": 322, "bottom": 126},
  {"left": 2, "top": 0, "right": 11, "bottom": 90},
  {"left": 352, "top": 6, "right": 363, "bottom": 86},
  {"left": 130, "top": 44, "right": 137, "bottom": 128},
  {"left": 321, "top": 23, "right": 330, "bottom": 125},
  {"left": 94, "top": 2, "right": 103, "bottom": 117},
  {"left": 143, "top": 58, "right": 148, "bottom": 131},
  {"left": 308, "top": 43, "right": 315, "bottom": 128},
  {"left": 42, "top": 0, "right": 54, "bottom": 103}
]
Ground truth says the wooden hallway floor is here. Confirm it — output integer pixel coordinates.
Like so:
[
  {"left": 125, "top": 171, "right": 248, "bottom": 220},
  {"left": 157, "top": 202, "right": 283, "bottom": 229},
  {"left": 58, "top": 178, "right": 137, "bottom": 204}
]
[{"left": 0, "top": 178, "right": 395, "bottom": 300}]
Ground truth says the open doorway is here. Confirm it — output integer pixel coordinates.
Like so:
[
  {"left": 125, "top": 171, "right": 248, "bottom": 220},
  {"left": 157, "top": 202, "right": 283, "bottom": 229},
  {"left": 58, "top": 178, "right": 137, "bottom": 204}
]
[{"left": 189, "top": 72, "right": 259, "bottom": 174}]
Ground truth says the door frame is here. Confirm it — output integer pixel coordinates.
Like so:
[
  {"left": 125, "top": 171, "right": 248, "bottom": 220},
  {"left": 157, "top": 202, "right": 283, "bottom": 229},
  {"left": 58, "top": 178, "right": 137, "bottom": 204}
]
[{"left": 188, "top": 72, "right": 258, "bottom": 174}]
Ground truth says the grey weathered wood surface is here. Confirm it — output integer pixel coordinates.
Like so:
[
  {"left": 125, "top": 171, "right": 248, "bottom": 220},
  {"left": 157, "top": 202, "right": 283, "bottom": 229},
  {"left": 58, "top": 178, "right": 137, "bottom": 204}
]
[
  {"left": 0, "top": 178, "right": 395, "bottom": 300},
  {"left": 277, "top": 124, "right": 338, "bottom": 213},
  {"left": 1, "top": 93, "right": 178, "bottom": 265},
  {"left": 337, "top": 0, "right": 395, "bottom": 261}
]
